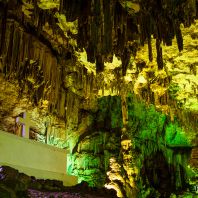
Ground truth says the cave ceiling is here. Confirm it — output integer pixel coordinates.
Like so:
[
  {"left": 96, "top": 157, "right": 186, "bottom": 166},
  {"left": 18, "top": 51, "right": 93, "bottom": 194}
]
[
  {"left": 59, "top": 0, "right": 198, "bottom": 74},
  {"left": 1, "top": 0, "right": 197, "bottom": 75},
  {"left": 0, "top": 0, "right": 197, "bottom": 135}
]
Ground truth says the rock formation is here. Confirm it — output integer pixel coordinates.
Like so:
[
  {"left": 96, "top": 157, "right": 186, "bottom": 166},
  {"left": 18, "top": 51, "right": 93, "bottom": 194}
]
[{"left": 0, "top": 0, "right": 197, "bottom": 197}]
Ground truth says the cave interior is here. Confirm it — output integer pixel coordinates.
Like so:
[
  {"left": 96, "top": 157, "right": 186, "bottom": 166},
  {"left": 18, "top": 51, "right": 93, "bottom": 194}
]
[{"left": 0, "top": 0, "right": 198, "bottom": 198}]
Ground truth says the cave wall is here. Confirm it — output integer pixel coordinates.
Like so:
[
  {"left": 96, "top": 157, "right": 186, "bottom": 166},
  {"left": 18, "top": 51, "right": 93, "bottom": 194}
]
[
  {"left": 0, "top": 1, "right": 197, "bottom": 198},
  {"left": 67, "top": 96, "right": 122, "bottom": 187},
  {"left": 67, "top": 93, "right": 197, "bottom": 197},
  {"left": 126, "top": 94, "right": 194, "bottom": 197},
  {"left": 0, "top": 0, "right": 97, "bottom": 147}
]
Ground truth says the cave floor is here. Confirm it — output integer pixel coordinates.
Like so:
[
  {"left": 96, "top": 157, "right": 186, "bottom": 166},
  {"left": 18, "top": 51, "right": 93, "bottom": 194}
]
[
  {"left": 28, "top": 189, "right": 81, "bottom": 198},
  {"left": 28, "top": 189, "right": 109, "bottom": 198}
]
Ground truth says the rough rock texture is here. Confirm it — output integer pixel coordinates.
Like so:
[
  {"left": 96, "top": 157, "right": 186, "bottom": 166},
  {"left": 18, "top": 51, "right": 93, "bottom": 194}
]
[
  {"left": 60, "top": 0, "right": 198, "bottom": 73},
  {"left": 64, "top": 96, "right": 122, "bottom": 187},
  {"left": 0, "top": 1, "right": 197, "bottom": 198},
  {"left": 0, "top": 166, "right": 117, "bottom": 198},
  {"left": 133, "top": 20, "right": 198, "bottom": 134},
  {"left": 0, "top": 0, "right": 97, "bottom": 147}
]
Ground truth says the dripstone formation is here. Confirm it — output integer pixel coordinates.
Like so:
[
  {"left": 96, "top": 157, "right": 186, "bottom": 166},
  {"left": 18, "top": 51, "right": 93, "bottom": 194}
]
[{"left": 0, "top": 1, "right": 197, "bottom": 198}]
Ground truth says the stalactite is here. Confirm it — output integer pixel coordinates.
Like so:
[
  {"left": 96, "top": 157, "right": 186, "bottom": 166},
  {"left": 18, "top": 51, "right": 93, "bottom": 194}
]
[
  {"left": 2, "top": 0, "right": 198, "bottom": 76},
  {"left": 147, "top": 35, "right": 153, "bottom": 62},
  {"left": 0, "top": 9, "right": 68, "bottom": 114},
  {"left": 156, "top": 38, "right": 163, "bottom": 70},
  {"left": 59, "top": 0, "right": 198, "bottom": 74},
  {"left": 121, "top": 47, "right": 131, "bottom": 76},
  {"left": 103, "top": 0, "right": 113, "bottom": 56},
  {"left": 174, "top": 21, "right": 183, "bottom": 52},
  {"left": 59, "top": 0, "right": 135, "bottom": 75},
  {"left": 0, "top": 3, "right": 7, "bottom": 56},
  {"left": 5, "top": 21, "right": 14, "bottom": 76},
  {"left": 11, "top": 22, "right": 21, "bottom": 73},
  {"left": 96, "top": 55, "right": 104, "bottom": 72}
]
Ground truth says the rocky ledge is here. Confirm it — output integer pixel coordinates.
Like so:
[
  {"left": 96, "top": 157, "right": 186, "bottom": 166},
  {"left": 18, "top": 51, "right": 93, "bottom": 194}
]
[{"left": 0, "top": 166, "right": 117, "bottom": 198}]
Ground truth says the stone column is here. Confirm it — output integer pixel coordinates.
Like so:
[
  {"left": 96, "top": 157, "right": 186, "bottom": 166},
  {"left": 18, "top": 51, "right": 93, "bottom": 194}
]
[{"left": 120, "top": 93, "right": 138, "bottom": 198}]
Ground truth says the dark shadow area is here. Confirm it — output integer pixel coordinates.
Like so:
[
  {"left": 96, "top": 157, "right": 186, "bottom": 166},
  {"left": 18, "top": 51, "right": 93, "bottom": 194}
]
[{"left": 141, "top": 151, "right": 188, "bottom": 198}]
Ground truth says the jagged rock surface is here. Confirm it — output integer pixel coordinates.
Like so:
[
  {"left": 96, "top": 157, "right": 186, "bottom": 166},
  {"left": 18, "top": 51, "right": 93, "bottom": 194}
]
[
  {"left": 0, "top": 1, "right": 197, "bottom": 198},
  {"left": 0, "top": 166, "right": 117, "bottom": 198}
]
